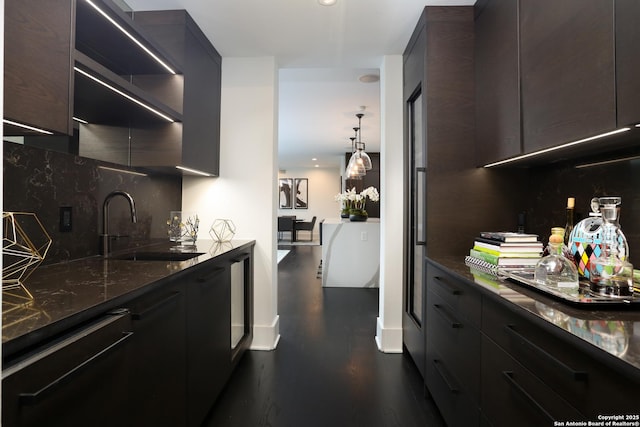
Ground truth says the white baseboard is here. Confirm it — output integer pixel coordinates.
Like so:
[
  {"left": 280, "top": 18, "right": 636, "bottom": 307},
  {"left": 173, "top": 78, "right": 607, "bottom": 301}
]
[
  {"left": 375, "top": 317, "right": 403, "bottom": 353},
  {"left": 250, "top": 315, "right": 281, "bottom": 350}
]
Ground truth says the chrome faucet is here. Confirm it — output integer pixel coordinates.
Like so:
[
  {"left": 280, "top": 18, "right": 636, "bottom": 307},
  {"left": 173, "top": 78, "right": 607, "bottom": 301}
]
[{"left": 100, "top": 190, "right": 137, "bottom": 256}]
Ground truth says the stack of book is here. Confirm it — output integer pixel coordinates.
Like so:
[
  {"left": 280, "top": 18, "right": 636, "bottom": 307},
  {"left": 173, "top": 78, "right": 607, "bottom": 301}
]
[{"left": 465, "top": 232, "right": 543, "bottom": 273}]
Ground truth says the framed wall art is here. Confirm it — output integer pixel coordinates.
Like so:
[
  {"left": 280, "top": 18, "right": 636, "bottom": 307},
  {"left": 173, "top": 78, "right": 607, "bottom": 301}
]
[
  {"left": 294, "top": 178, "right": 308, "bottom": 209},
  {"left": 279, "top": 178, "right": 293, "bottom": 209}
]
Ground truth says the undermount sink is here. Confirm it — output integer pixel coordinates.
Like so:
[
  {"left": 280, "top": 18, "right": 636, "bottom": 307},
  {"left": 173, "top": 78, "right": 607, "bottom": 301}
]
[{"left": 112, "top": 251, "right": 205, "bottom": 261}]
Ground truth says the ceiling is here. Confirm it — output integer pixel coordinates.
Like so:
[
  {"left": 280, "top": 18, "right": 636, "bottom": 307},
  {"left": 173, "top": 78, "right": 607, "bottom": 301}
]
[{"left": 125, "top": 0, "right": 475, "bottom": 169}]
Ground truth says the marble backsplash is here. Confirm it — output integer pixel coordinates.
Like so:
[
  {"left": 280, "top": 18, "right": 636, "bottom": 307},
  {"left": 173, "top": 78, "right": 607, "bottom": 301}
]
[
  {"left": 522, "top": 157, "right": 640, "bottom": 260},
  {"left": 3, "top": 141, "right": 182, "bottom": 264}
]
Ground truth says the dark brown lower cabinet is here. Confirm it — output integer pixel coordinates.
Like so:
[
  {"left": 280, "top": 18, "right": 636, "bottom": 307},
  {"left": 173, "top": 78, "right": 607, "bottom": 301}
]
[
  {"left": 481, "top": 335, "right": 583, "bottom": 425},
  {"left": 482, "top": 294, "right": 639, "bottom": 419},
  {"left": 128, "top": 283, "right": 187, "bottom": 426},
  {"left": 2, "top": 311, "right": 133, "bottom": 427},
  {"left": 2, "top": 244, "right": 255, "bottom": 427},
  {"left": 186, "top": 262, "right": 232, "bottom": 427},
  {"left": 425, "top": 262, "right": 481, "bottom": 426},
  {"left": 426, "top": 259, "right": 640, "bottom": 426}
]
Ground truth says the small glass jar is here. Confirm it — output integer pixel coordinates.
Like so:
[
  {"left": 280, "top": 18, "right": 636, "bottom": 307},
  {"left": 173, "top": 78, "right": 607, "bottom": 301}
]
[
  {"left": 167, "top": 211, "right": 199, "bottom": 245},
  {"left": 535, "top": 230, "right": 579, "bottom": 293}
]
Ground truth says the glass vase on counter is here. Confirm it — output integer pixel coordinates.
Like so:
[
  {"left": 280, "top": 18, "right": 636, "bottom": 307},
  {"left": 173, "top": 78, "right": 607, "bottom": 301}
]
[
  {"left": 535, "top": 228, "right": 579, "bottom": 294},
  {"left": 588, "top": 197, "right": 633, "bottom": 298},
  {"left": 167, "top": 211, "right": 199, "bottom": 246}
]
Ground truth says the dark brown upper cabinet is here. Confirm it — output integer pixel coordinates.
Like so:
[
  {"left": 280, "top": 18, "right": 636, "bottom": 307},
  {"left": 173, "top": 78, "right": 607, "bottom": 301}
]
[
  {"left": 520, "top": 0, "right": 616, "bottom": 153},
  {"left": 4, "top": 0, "right": 221, "bottom": 176},
  {"left": 4, "top": 0, "right": 74, "bottom": 136},
  {"left": 616, "top": 0, "right": 640, "bottom": 127},
  {"left": 73, "top": 0, "right": 183, "bottom": 127},
  {"left": 474, "top": 0, "right": 520, "bottom": 166},
  {"left": 132, "top": 10, "right": 222, "bottom": 176}
]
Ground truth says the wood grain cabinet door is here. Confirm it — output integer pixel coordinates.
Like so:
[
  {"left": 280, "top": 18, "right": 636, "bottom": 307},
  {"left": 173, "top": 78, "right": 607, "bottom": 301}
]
[
  {"left": 520, "top": 0, "right": 616, "bottom": 153},
  {"left": 616, "top": 0, "right": 640, "bottom": 127},
  {"left": 475, "top": 0, "right": 521, "bottom": 166},
  {"left": 4, "top": 0, "right": 73, "bottom": 135},
  {"left": 186, "top": 263, "right": 231, "bottom": 427}
]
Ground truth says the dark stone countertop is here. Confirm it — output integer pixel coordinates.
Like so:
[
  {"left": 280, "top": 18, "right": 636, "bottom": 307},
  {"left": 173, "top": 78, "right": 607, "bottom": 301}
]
[
  {"left": 429, "top": 256, "right": 640, "bottom": 374},
  {"left": 2, "top": 239, "right": 255, "bottom": 360}
]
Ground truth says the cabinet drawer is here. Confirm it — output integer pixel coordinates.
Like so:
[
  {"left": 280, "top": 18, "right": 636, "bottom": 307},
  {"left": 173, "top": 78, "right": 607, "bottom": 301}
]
[
  {"left": 482, "top": 296, "right": 639, "bottom": 417},
  {"left": 427, "top": 262, "right": 481, "bottom": 327},
  {"left": 426, "top": 289, "right": 481, "bottom": 401},
  {"left": 482, "top": 335, "right": 583, "bottom": 425},
  {"left": 425, "top": 356, "right": 480, "bottom": 427},
  {"left": 2, "top": 312, "right": 133, "bottom": 427}
]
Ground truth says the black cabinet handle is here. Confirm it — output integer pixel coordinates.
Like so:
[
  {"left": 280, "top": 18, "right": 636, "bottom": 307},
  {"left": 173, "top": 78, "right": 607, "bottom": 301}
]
[
  {"left": 231, "top": 253, "right": 250, "bottom": 263},
  {"left": 504, "top": 325, "right": 588, "bottom": 381},
  {"left": 433, "top": 276, "right": 462, "bottom": 295},
  {"left": 415, "top": 167, "right": 427, "bottom": 245},
  {"left": 432, "top": 359, "right": 459, "bottom": 394},
  {"left": 502, "top": 371, "right": 554, "bottom": 423},
  {"left": 132, "top": 292, "right": 180, "bottom": 320},
  {"left": 197, "top": 267, "right": 225, "bottom": 283},
  {"left": 19, "top": 331, "right": 134, "bottom": 405},
  {"left": 433, "top": 304, "right": 463, "bottom": 328}
]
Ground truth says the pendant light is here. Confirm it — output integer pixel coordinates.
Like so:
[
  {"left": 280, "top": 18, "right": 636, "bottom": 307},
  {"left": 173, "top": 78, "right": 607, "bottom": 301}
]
[
  {"left": 346, "top": 136, "right": 365, "bottom": 179},
  {"left": 354, "top": 113, "right": 372, "bottom": 170}
]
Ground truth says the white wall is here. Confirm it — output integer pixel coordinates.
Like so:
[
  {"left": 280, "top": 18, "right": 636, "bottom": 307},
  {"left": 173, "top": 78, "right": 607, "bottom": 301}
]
[
  {"left": 376, "top": 55, "right": 405, "bottom": 353},
  {"left": 182, "top": 57, "right": 280, "bottom": 350},
  {"left": 182, "top": 55, "right": 405, "bottom": 354},
  {"left": 277, "top": 167, "right": 342, "bottom": 240}
]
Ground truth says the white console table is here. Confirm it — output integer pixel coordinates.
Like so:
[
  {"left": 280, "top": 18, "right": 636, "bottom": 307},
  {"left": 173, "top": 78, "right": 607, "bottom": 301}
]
[{"left": 321, "top": 218, "right": 380, "bottom": 288}]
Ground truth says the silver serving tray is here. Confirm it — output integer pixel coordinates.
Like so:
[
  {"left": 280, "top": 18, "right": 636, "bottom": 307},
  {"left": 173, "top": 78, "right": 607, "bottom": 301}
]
[{"left": 501, "top": 268, "right": 640, "bottom": 308}]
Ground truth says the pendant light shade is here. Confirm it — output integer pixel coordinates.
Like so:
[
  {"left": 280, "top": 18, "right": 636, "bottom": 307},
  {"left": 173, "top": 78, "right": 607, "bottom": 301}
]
[
  {"left": 344, "top": 111, "right": 372, "bottom": 179},
  {"left": 355, "top": 149, "right": 372, "bottom": 170},
  {"left": 354, "top": 113, "right": 372, "bottom": 170},
  {"left": 346, "top": 137, "right": 365, "bottom": 179}
]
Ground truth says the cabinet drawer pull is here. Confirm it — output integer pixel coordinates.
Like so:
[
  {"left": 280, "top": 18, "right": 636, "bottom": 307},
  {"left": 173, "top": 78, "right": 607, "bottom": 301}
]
[
  {"left": 504, "top": 325, "right": 588, "bottom": 381},
  {"left": 433, "top": 276, "right": 462, "bottom": 295},
  {"left": 502, "top": 371, "right": 554, "bottom": 423},
  {"left": 197, "top": 267, "right": 226, "bottom": 282},
  {"left": 232, "top": 253, "right": 250, "bottom": 263},
  {"left": 432, "top": 359, "right": 459, "bottom": 394},
  {"left": 19, "top": 331, "right": 134, "bottom": 405},
  {"left": 433, "top": 304, "right": 463, "bottom": 328},
  {"left": 132, "top": 292, "right": 180, "bottom": 320}
]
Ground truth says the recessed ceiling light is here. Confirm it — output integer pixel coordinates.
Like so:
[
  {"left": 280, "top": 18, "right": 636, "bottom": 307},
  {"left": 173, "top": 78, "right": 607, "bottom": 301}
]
[
  {"left": 358, "top": 74, "right": 379, "bottom": 83},
  {"left": 312, "top": 157, "right": 317, "bottom": 161},
  {"left": 318, "top": 0, "right": 337, "bottom": 6}
]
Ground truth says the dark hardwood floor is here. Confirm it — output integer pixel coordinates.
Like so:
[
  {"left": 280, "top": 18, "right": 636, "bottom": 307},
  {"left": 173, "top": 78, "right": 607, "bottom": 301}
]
[{"left": 203, "top": 245, "right": 445, "bottom": 427}]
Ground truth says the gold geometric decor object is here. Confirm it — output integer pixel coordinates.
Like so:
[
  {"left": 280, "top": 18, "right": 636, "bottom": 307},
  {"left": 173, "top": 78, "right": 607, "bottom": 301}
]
[
  {"left": 2, "top": 212, "right": 52, "bottom": 306},
  {"left": 209, "top": 219, "right": 236, "bottom": 242}
]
